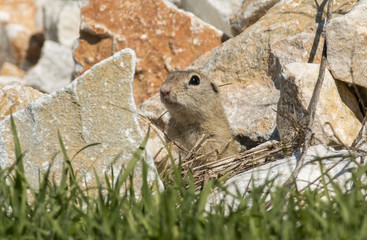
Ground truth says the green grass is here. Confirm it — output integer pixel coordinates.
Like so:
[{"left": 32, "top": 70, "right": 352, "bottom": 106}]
[{"left": 1, "top": 116, "right": 367, "bottom": 239}]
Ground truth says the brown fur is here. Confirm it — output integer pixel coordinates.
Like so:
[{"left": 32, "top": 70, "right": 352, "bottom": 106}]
[{"left": 160, "top": 70, "right": 237, "bottom": 160}]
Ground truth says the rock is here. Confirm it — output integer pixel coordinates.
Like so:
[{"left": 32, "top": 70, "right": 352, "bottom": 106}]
[
  {"left": 277, "top": 62, "right": 361, "bottom": 146},
  {"left": 0, "top": 62, "right": 25, "bottom": 77},
  {"left": 326, "top": 0, "right": 367, "bottom": 88},
  {"left": 24, "top": 40, "right": 74, "bottom": 93},
  {"left": 180, "top": 0, "right": 242, "bottom": 36},
  {"left": 43, "top": 0, "right": 82, "bottom": 48},
  {"left": 73, "top": 0, "right": 225, "bottom": 104},
  {"left": 269, "top": 32, "right": 324, "bottom": 87},
  {"left": 222, "top": 144, "right": 360, "bottom": 199},
  {"left": 0, "top": 49, "right": 161, "bottom": 193},
  {"left": 0, "top": 76, "right": 25, "bottom": 88},
  {"left": 269, "top": 32, "right": 363, "bottom": 122},
  {"left": 0, "top": 24, "right": 14, "bottom": 68},
  {"left": 190, "top": 0, "right": 358, "bottom": 88},
  {"left": 230, "top": 0, "right": 280, "bottom": 36},
  {"left": 221, "top": 82, "right": 279, "bottom": 149},
  {"left": 0, "top": 82, "right": 45, "bottom": 120},
  {"left": 0, "top": 0, "right": 37, "bottom": 31}
]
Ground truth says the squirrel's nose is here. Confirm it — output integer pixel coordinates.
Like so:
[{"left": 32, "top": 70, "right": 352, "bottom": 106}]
[{"left": 160, "top": 85, "right": 171, "bottom": 98}]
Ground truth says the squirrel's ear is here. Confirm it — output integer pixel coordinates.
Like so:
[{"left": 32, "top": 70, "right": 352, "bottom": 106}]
[{"left": 210, "top": 82, "right": 219, "bottom": 93}]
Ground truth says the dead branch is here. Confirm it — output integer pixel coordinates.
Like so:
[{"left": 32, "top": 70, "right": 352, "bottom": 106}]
[{"left": 282, "top": 0, "right": 334, "bottom": 188}]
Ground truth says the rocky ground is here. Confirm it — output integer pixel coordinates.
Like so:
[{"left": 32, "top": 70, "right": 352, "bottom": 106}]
[{"left": 0, "top": 0, "right": 366, "bottom": 194}]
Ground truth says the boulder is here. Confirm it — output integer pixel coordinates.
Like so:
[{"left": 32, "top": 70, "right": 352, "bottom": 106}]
[
  {"left": 180, "top": 0, "right": 242, "bottom": 36},
  {"left": 0, "top": 49, "right": 160, "bottom": 193},
  {"left": 326, "top": 0, "right": 367, "bottom": 88},
  {"left": 24, "top": 40, "right": 74, "bottom": 93},
  {"left": 230, "top": 0, "right": 280, "bottom": 36},
  {"left": 73, "top": 0, "right": 225, "bottom": 104},
  {"left": 277, "top": 62, "right": 361, "bottom": 146},
  {"left": 0, "top": 82, "right": 45, "bottom": 120}
]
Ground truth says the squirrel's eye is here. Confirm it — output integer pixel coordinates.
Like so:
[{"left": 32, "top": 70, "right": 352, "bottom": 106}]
[{"left": 189, "top": 75, "right": 200, "bottom": 85}]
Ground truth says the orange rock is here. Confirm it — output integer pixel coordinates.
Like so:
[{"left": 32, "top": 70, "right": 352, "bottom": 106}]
[
  {"left": 73, "top": 0, "right": 225, "bottom": 104},
  {"left": 0, "top": 0, "right": 36, "bottom": 31},
  {"left": 0, "top": 62, "right": 25, "bottom": 77},
  {"left": 0, "top": 82, "right": 45, "bottom": 120}
]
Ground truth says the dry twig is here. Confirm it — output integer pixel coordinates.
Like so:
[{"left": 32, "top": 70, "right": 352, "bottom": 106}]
[{"left": 282, "top": 0, "right": 334, "bottom": 189}]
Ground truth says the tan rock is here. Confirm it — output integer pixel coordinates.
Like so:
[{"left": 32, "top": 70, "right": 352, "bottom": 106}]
[
  {"left": 269, "top": 32, "right": 363, "bottom": 122},
  {"left": 220, "top": 82, "right": 279, "bottom": 148},
  {"left": 277, "top": 62, "right": 361, "bottom": 146},
  {"left": 326, "top": 0, "right": 367, "bottom": 88},
  {"left": 0, "top": 62, "right": 25, "bottom": 77},
  {"left": 73, "top": 0, "right": 225, "bottom": 104},
  {"left": 0, "top": 82, "right": 45, "bottom": 120},
  {"left": 0, "top": 49, "right": 161, "bottom": 193},
  {"left": 0, "top": 76, "right": 24, "bottom": 88},
  {"left": 190, "top": 0, "right": 358, "bottom": 88},
  {"left": 269, "top": 32, "right": 324, "bottom": 84},
  {"left": 230, "top": 0, "right": 280, "bottom": 36}
]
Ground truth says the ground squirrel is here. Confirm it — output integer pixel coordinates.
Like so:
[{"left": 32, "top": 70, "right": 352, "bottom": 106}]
[{"left": 160, "top": 70, "right": 237, "bottom": 161}]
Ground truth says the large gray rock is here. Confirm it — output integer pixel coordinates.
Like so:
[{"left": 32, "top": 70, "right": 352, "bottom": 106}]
[
  {"left": 277, "top": 62, "right": 361, "bottom": 146},
  {"left": 24, "top": 40, "right": 74, "bottom": 93},
  {"left": 326, "top": 0, "right": 367, "bottom": 88},
  {"left": 0, "top": 49, "right": 160, "bottom": 193}
]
